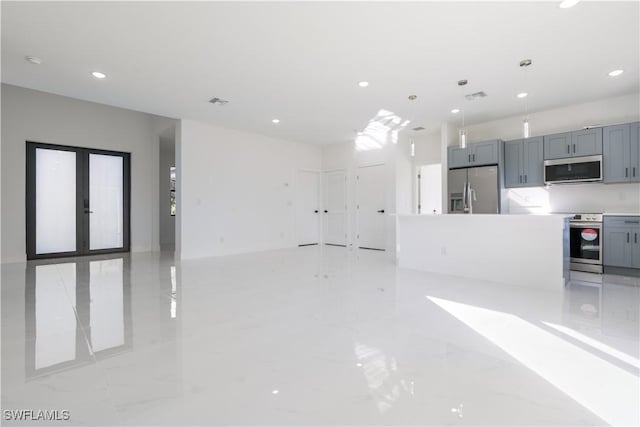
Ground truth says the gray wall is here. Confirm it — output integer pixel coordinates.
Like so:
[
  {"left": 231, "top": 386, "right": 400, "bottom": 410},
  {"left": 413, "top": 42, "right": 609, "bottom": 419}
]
[
  {"left": 159, "top": 135, "right": 176, "bottom": 249},
  {"left": 1, "top": 84, "right": 175, "bottom": 262}
]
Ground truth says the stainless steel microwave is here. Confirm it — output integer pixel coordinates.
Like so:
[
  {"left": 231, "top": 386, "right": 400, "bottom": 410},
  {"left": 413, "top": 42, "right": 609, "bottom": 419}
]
[{"left": 543, "top": 155, "right": 603, "bottom": 184}]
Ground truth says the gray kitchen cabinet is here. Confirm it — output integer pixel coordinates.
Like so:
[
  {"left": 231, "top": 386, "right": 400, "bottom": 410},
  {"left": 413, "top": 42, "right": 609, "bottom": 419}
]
[
  {"left": 448, "top": 146, "right": 470, "bottom": 168},
  {"left": 503, "top": 137, "right": 543, "bottom": 188},
  {"left": 472, "top": 140, "right": 500, "bottom": 166},
  {"left": 604, "top": 216, "right": 640, "bottom": 269},
  {"left": 448, "top": 140, "right": 501, "bottom": 169},
  {"left": 631, "top": 122, "right": 640, "bottom": 182},
  {"left": 603, "top": 124, "right": 631, "bottom": 183},
  {"left": 522, "top": 137, "right": 544, "bottom": 186},
  {"left": 571, "top": 128, "right": 602, "bottom": 157},
  {"left": 504, "top": 140, "right": 522, "bottom": 187},
  {"left": 543, "top": 132, "right": 572, "bottom": 159},
  {"left": 603, "top": 122, "right": 640, "bottom": 183}
]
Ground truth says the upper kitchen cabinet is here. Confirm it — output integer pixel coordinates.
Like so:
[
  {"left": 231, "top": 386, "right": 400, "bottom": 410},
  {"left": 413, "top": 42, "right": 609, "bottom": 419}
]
[
  {"left": 543, "top": 132, "right": 572, "bottom": 159},
  {"left": 447, "top": 140, "right": 502, "bottom": 169},
  {"left": 543, "top": 129, "right": 602, "bottom": 159},
  {"left": 504, "top": 137, "right": 543, "bottom": 188},
  {"left": 472, "top": 140, "right": 501, "bottom": 166},
  {"left": 603, "top": 122, "right": 640, "bottom": 183},
  {"left": 522, "top": 137, "right": 544, "bottom": 186},
  {"left": 448, "top": 145, "right": 471, "bottom": 168},
  {"left": 571, "top": 128, "right": 602, "bottom": 157},
  {"left": 632, "top": 122, "right": 640, "bottom": 183}
]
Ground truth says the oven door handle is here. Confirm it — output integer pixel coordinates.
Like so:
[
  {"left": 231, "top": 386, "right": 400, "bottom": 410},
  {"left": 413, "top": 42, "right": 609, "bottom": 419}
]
[{"left": 569, "top": 222, "right": 602, "bottom": 228}]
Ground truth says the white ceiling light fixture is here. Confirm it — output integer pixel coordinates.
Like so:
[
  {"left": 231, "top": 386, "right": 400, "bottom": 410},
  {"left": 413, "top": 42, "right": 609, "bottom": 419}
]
[
  {"left": 272, "top": 119, "right": 280, "bottom": 124},
  {"left": 559, "top": 0, "right": 580, "bottom": 9},
  {"left": 358, "top": 81, "right": 369, "bottom": 87},
  {"left": 608, "top": 69, "right": 624, "bottom": 77},
  {"left": 25, "top": 55, "right": 42, "bottom": 65},
  {"left": 91, "top": 71, "right": 107, "bottom": 79},
  {"left": 451, "top": 108, "right": 460, "bottom": 114},
  {"left": 457, "top": 79, "right": 468, "bottom": 149},
  {"left": 519, "top": 59, "right": 533, "bottom": 139}
]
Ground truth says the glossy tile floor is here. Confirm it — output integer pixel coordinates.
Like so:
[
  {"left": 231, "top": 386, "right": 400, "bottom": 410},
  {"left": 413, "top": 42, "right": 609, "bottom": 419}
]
[{"left": 2, "top": 246, "right": 639, "bottom": 426}]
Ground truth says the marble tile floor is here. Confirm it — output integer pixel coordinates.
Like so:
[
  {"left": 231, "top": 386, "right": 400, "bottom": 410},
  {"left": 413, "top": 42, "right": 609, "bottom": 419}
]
[{"left": 1, "top": 246, "right": 639, "bottom": 426}]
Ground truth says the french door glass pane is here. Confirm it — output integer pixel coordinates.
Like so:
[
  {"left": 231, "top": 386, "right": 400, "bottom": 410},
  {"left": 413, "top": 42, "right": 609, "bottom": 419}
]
[
  {"left": 35, "top": 148, "right": 77, "bottom": 254},
  {"left": 89, "top": 154, "right": 123, "bottom": 250}
]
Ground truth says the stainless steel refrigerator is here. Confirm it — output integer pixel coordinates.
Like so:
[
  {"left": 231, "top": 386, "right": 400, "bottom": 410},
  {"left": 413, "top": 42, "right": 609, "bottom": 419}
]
[{"left": 448, "top": 165, "right": 500, "bottom": 214}]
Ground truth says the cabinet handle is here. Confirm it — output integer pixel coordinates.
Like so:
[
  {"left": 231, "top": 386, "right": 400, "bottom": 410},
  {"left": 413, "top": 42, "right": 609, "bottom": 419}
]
[
  {"left": 627, "top": 232, "right": 630, "bottom": 243},
  {"left": 468, "top": 154, "right": 471, "bottom": 163},
  {"left": 519, "top": 175, "right": 522, "bottom": 184},
  {"left": 626, "top": 168, "right": 629, "bottom": 177},
  {"left": 573, "top": 143, "right": 576, "bottom": 153},
  {"left": 567, "top": 145, "right": 570, "bottom": 154},
  {"left": 524, "top": 175, "right": 527, "bottom": 183}
]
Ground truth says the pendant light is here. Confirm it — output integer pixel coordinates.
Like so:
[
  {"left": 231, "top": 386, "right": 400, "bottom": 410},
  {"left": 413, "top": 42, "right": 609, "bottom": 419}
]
[
  {"left": 457, "top": 79, "right": 468, "bottom": 148},
  {"left": 519, "top": 59, "right": 532, "bottom": 139},
  {"left": 408, "top": 94, "right": 418, "bottom": 157}
]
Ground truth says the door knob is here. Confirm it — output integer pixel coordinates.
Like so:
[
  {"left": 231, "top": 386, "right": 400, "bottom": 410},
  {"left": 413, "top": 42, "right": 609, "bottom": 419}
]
[
  {"left": 324, "top": 210, "right": 328, "bottom": 213},
  {"left": 377, "top": 209, "right": 385, "bottom": 213},
  {"left": 314, "top": 210, "right": 319, "bottom": 213},
  {"left": 84, "top": 209, "right": 94, "bottom": 214}
]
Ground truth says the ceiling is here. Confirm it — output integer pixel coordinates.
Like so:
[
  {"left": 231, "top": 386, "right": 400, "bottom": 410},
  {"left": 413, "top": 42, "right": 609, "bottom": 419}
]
[{"left": 2, "top": 1, "right": 639, "bottom": 145}]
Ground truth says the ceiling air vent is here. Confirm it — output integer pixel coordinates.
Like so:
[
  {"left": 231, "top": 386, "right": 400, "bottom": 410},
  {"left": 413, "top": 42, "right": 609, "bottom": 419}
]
[
  {"left": 209, "top": 97, "right": 229, "bottom": 106},
  {"left": 412, "top": 126, "right": 426, "bottom": 131},
  {"left": 465, "top": 91, "right": 488, "bottom": 101}
]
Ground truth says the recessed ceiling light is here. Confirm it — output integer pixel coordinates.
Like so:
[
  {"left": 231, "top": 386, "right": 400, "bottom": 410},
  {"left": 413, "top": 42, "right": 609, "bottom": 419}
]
[
  {"left": 517, "top": 92, "right": 528, "bottom": 98},
  {"left": 608, "top": 69, "right": 624, "bottom": 77},
  {"left": 91, "top": 71, "right": 107, "bottom": 79},
  {"left": 358, "top": 81, "right": 369, "bottom": 87},
  {"left": 272, "top": 119, "right": 280, "bottom": 124},
  {"left": 451, "top": 108, "right": 460, "bottom": 114},
  {"left": 559, "top": 0, "right": 580, "bottom": 8},
  {"left": 25, "top": 56, "right": 42, "bottom": 65}
]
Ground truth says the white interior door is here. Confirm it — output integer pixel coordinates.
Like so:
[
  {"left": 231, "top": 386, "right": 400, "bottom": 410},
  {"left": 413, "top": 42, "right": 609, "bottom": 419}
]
[
  {"left": 419, "top": 164, "right": 443, "bottom": 215},
  {"left": 357, "top": 164, "right": 386, "bottom": 250},
  {"left": 323, "top": 170, "right": 347, "bottom": 246},
  {"left": 295, "top": 171, "right": 320, "bottom": 245}
]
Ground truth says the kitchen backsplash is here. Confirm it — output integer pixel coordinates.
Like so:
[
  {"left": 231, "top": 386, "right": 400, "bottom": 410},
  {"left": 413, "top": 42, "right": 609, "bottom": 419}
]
[{"left": 507, "top": 182, "right": 640, "bottom": 214}]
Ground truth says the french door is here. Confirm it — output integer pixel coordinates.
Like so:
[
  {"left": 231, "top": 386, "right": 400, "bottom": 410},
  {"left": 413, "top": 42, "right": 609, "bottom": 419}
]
[{"left": 26, "top": 142, "right": 131, "bottom": 260}]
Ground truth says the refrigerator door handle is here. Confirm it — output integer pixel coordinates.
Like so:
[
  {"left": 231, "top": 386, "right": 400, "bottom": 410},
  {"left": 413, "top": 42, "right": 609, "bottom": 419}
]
[{"left": 462, "top": 182, "right": 467, "bottom": 212}]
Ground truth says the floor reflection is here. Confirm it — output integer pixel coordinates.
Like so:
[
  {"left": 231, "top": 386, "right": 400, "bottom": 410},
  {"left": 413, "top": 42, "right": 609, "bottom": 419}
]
[{"left": 25, "top": 257, "right": 133, "bottom": 378}]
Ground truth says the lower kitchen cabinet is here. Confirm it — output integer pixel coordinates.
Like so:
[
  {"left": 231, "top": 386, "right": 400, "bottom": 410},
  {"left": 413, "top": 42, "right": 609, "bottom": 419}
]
[{"left": 603, "top": 216, "right": 640, "bottom": 269}]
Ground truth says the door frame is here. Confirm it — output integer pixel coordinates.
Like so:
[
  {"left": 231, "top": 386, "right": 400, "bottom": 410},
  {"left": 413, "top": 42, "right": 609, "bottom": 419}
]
[
  {"left": 355, "top": 162, "right": 386, "bottom": 251},
  {"left": 26, "top": 141, "right": 131, "bottom": 260}
]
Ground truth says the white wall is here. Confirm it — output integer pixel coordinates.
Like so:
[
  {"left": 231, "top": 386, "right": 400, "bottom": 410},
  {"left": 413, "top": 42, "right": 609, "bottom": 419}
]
[
  {"left": 456, "top": 93, "right": 640, "bottom": 214},
  {"left": 159, "top": 135, "right": 176, "bottom": 249},
  {"left": 177, "top": 119, "right": 321, "bottom": 260},
  {"left": 1, "top": 84, "right": 176, "bottom": 262}
]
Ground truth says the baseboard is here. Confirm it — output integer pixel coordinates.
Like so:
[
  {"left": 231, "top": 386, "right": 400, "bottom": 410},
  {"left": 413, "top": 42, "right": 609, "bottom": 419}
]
[{"left": 604, "top": 266, "right": 640, "bottom": 278}]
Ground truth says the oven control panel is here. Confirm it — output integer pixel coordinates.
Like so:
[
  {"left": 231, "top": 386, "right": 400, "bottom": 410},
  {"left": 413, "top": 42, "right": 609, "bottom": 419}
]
[{"left": 572, "top": 213, "right": 603, "bottom": 222}]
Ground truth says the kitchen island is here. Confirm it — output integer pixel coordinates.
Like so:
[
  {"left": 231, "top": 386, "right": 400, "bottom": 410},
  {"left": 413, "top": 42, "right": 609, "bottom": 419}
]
[{"left": 396, "top": 214, "right": 571, "bottom": 291}]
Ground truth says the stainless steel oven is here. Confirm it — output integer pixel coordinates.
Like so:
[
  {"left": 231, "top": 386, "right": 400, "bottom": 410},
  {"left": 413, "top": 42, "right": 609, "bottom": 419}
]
[{"left": 569, "top": 213, "right": 603, "bottom": 274}]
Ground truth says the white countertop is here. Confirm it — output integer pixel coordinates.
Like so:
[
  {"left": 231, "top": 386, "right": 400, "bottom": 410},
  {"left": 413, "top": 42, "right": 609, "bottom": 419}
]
[{"left": 603, "top": 212, "right": 640, "bottom": 216}]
